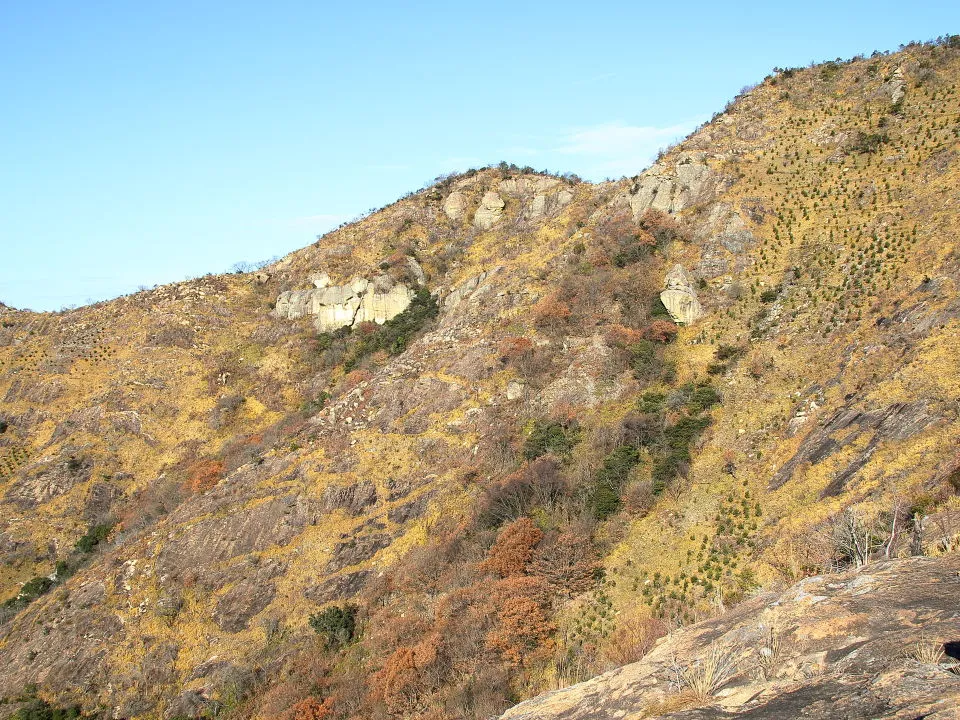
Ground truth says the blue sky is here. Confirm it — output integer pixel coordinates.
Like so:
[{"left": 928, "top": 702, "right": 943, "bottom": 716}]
[{"left": 2, "top": 1, "right": 958, "bottom": 311}]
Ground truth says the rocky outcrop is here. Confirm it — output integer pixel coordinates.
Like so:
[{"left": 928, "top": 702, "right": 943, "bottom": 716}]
[
  {"left": 442, "top": 191, "right": 468, "bottom": 221},
  {"left": 273, "top": 270, "right": 418, "bottom": 332},
  {"left": 500, "top": 177, "right": 574, "bottom": 220},
  {"left": 771, "top": 401, "right": 940, "bottom": 494},
  {"left": 443, "top": 267, "right": 502, "bottom": 310},
  {"left": 474, "top": 191, "right": 505, "bottom": 229},
  {"left": 694, "top": 204, "right": 759, "bottom": 278},
  {"left": 500, "top": 555, "right": 960, "bottom": 720},
  {"left": 628, "top": 153, "right": 717, "bottom": 219},
  {"left": 660, "top": 264, "right": 703, "bottom": 324},
  {"left": 888, "top": 65, "right": 906, "bottom": 104}
]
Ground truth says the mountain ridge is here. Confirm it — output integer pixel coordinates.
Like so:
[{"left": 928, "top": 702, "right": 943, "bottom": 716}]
[{"left": 0, "top": 37, "right": 959, "bottom": 719}]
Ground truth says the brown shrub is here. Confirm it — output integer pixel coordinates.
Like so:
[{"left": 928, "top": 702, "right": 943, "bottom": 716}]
[
  {"left": 480, "top": 517, "right": 544, "bottom": 578},
  {"left": 599, "top": 616, "right": 668, "bottom": 668},
  {"left": 533, "top": 292, "right": 572, "bottom": 332},
  {"left": 622, "top": 480, "right": 656, "bottom": 516},
  {"left": 355, "top": 321, "right": 380, "bottom": 338},
  {"left": 485, "top": 576, "right": 555, "bottom": 666},
  {"left": 528, "top": 532, "right": 597, "bottom": 597},
  {"left": 642, "top": 320, "right": 679, "bottom": 343},
  {"left": 639, "top": 208, "right": 687, "bottom": 244},
  {"left": 369, "top": 634, "right": 443, "bottom": 715},
  {"left": 605, "top": 324, "right": 644, "bottom": 349},
  {"left": 291, "top": 696, "right": 335, "bottom": 720},
  {"left": 498, "top": 336, "right": 533, "bottom": 363}
]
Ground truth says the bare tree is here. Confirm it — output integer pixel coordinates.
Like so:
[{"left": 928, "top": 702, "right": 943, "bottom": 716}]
[
  {"left": 828, "top": 508, "right": 883, "bottom": 569},
  {"left": 883, "top": 496, "right": 907, "bottom": 559}
]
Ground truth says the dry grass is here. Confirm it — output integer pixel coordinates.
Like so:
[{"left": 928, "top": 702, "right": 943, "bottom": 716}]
[
  {"left": 675, "top": 641, "right": 742, "bottom": 702},
  {"left": 906, "top": 635, "right": 945, "bottom": 665}
]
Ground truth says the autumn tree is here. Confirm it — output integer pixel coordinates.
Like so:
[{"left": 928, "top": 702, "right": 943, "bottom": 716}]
[
  {"left": 480, "top": 517, "right": 543, "bottom": 578},
  {"left": 642, "top": 320, "right": 679, "bottom": 343},
  {"left": 604, "top": 324, "right": 643, "bottom": 349},
  {"left": 638, "top": 208, "right": 687, "bottom": 245},
  {"left": 484, "top": 576, "right": 555, "bottom": 666},
  {"left": 369, "top": 634, "right": 444, "bottom": 715}
]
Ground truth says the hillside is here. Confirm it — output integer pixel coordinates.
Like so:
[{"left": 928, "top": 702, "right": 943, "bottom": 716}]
[{"left": 1, "top": 38, "right": 959, "bottom": 719}]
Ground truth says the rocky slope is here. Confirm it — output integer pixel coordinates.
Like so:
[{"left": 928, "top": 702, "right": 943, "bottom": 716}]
[
  {"left": 501, "top": 554, "right": 960, "bottom": 719},
  {"left": 0, "top": 38, "right": 960, "bottom": 719}
]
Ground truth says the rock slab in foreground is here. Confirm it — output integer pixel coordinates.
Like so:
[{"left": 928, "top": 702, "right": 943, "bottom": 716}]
[{"left": 500, "top": 554, "right": 960, "bottom": 720}]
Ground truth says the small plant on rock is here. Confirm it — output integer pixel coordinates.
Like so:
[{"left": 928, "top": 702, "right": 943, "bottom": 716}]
[{"left": 675, "top": 641, "right": 742, "bottom": 702}]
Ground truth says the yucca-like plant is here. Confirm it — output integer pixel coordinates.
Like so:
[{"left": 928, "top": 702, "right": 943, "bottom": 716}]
[
  {"left": 907, "top": 635, "right": 944, "bottom": 665},
  {"left": 677, "top": 641, "right": 742, "bottom": 701},
  {"left": 756, "top": 626, "right": 784, "bottom": 681}
]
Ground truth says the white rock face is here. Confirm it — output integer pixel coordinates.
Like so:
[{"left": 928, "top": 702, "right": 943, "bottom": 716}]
[
  {"left": 627, "top": 153, "right": 715, "bottom": 219},
  {"left": 889, "top": 65, "right": 905, "bottom": 104},
  {"left": 660, "top": 264, "right": 703, "bottom": 325},
  {"left": 357, "top": 284, "right": 415, "bottom": 326},
  {"left": 499, "top": 177, "right": 574, "bottom": 220},
  {"left": 474, "top": 191, "right": 505, "bottom": 230},
  {"left": 442, "top": 191, "right": 468, "bottom": 221},
  {"left": 274, "top": 274, "right": 415, "bottom": 332},
  {"left": 405, "top": 256, "right": 426, "bottom": 285},
  {"left": 499, "top": 177, "right": 558, "bottom": 195}
]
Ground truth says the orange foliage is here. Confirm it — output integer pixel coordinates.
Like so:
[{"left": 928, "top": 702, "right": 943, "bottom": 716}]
[
  {"left": 480, "top": 517, "right": 543, "bottom": 578},
  {"left": 605, "top": 324, "right": 644, "bottom": 349},
  {"left": 370, "top": 634, "right": 442, "bottom": 715},
  {"left": 498, "top": 335, "right": 533, "bottom": 361},
  {"left": 533, "top": 291, "right": 572, "bottom": 331},
  {"left": 484, "top": 576, "right": 555, "bottom": 666},
  {"left": 184, "top": 458, "right": 224, "bottom": 493},
  {"left": 639, "top": 208, "right": 687, "bottom": 243},
  {"left": 291, "top": 696, "right": 335, "bottom": 720},
  {"left": 642, "top": 320, "right": 679, "bottom": 343}
]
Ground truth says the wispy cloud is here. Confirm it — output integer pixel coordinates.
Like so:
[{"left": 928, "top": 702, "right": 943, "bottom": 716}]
[{"left": 555, "top": 120, "right": 705, "bottom": 179}]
